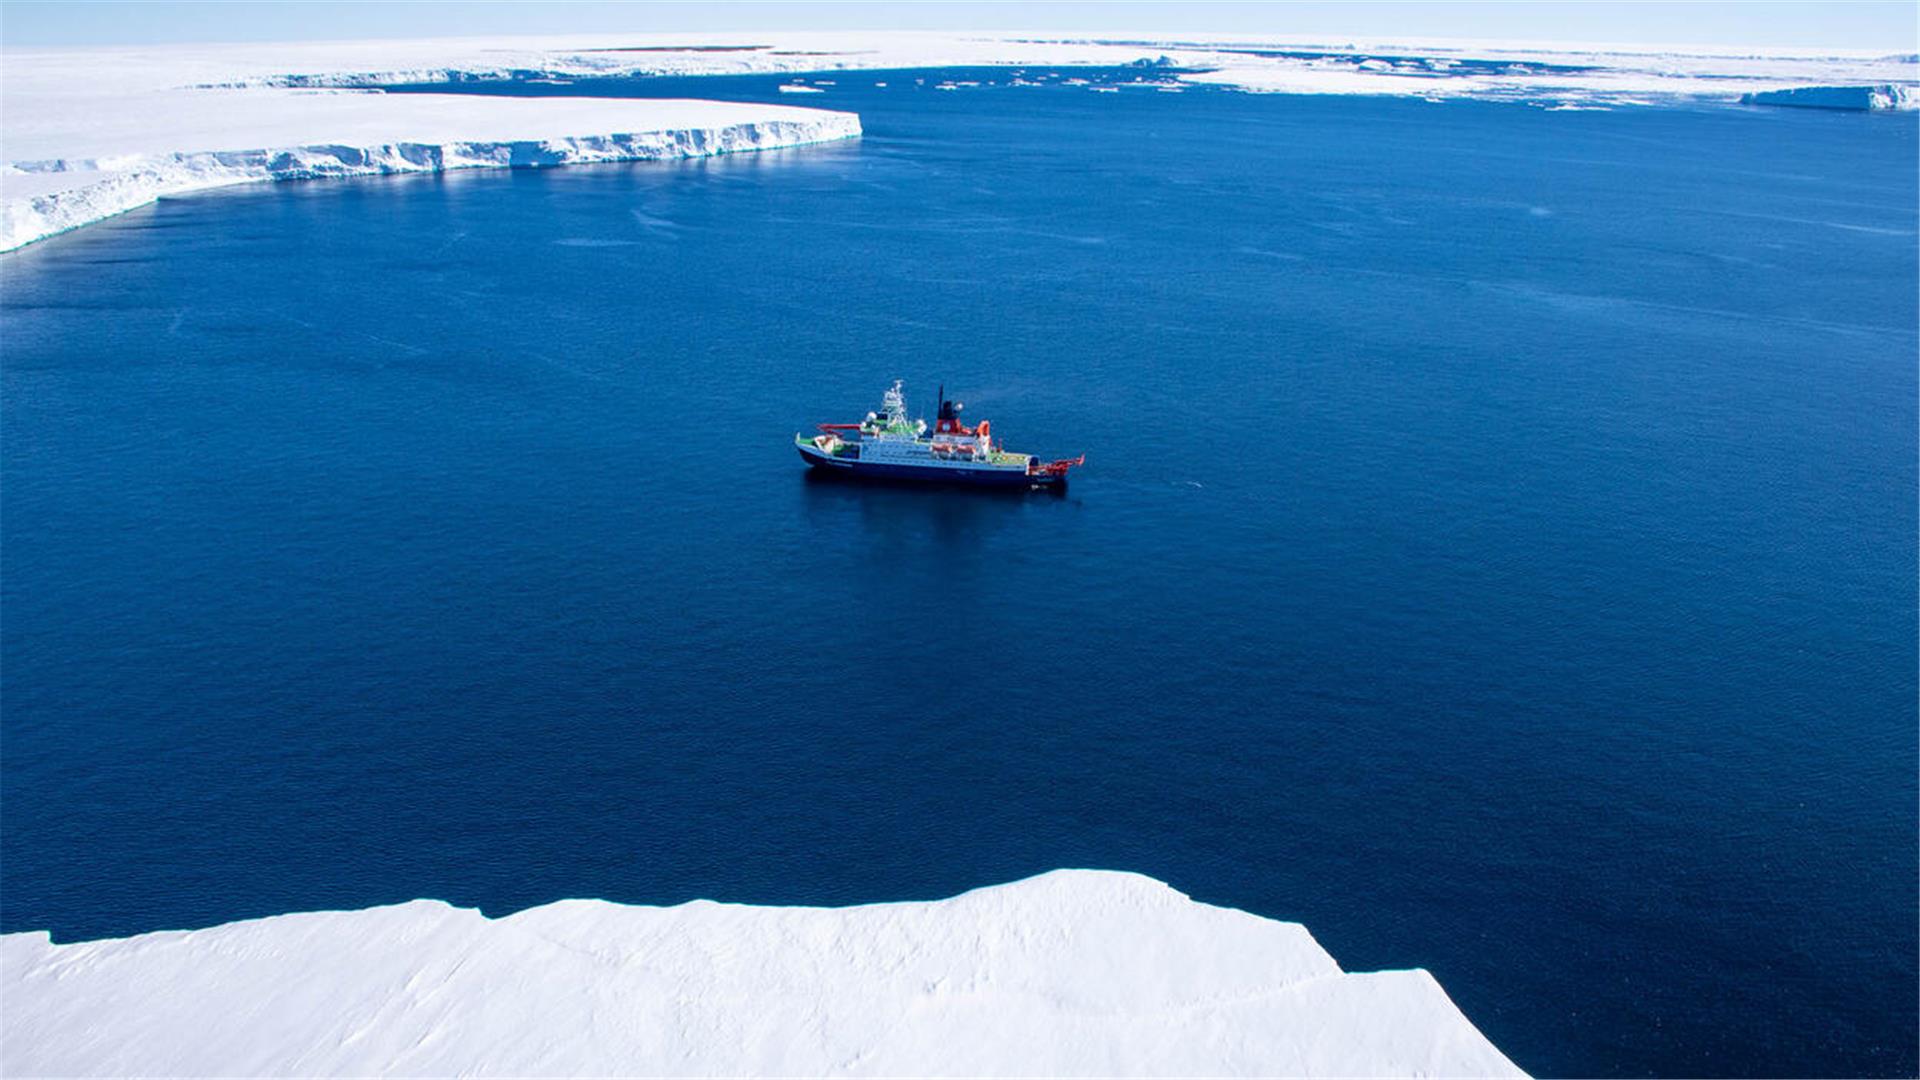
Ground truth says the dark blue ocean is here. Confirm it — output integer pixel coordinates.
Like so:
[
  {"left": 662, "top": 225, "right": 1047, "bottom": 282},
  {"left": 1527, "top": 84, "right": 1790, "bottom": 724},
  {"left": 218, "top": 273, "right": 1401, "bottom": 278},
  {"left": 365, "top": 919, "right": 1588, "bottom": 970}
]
[{"left": 3, "top": 72, "right": 1914, "bottom": 1078}]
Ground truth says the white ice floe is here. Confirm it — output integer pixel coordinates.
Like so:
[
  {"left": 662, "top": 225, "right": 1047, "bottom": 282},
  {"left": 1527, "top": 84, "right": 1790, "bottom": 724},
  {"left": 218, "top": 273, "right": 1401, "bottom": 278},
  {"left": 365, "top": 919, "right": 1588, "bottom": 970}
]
[
  {"left": 1171, "top": 39, "right": 1916, "bottom": 105},
  {"left": 60, "top": 32, "right": 1902, "bottom": 97},
  {"left": 36, "top": 31, "right": 1903, "bottom": 104},
  {"left": 1740, "top": 83, "right": 1919, "bottom": 109},
  {"left": 0, "top": 869, "right": 1525, "bottom": 1078}
]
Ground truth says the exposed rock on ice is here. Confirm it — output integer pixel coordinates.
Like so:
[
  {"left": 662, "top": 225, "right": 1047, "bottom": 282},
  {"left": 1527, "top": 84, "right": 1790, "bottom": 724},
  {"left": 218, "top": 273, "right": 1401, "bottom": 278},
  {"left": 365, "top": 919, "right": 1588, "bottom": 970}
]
[
  {"left": 1, "top": 869, "right": 1525, "bottom": 1078},
  {"left": 1740, "top": 83, "right": 1920, "bottom": 110}
]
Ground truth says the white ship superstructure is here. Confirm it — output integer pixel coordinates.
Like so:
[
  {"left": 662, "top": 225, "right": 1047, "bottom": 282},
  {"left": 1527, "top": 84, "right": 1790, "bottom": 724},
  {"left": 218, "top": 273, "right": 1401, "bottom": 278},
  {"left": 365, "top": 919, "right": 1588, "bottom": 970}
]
[{"left": 795, "top": 381, "right": 1082, "bottom": 489}]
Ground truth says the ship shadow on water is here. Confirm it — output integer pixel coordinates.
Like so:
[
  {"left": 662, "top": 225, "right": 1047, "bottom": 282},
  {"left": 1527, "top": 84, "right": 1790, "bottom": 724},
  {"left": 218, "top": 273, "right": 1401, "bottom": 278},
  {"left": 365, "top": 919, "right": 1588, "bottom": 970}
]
[
  {"left": 797, "top": 467, "right": 1082, "bottom": 547},
  {"left": 799, "top": 466, "right": 1070, "bottom": 499}
]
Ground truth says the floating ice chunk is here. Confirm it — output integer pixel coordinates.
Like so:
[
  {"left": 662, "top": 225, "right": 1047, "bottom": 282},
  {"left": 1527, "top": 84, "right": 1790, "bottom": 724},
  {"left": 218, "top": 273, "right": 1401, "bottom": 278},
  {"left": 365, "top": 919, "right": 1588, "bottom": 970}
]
[{"left": 1740, "top": 84, "right": 1919, "bottom": 110}]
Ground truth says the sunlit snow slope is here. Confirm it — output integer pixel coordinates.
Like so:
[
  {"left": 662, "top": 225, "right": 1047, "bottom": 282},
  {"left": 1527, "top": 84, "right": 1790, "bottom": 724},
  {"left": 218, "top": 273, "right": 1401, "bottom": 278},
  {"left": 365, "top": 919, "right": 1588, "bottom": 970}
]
[{"left": 2, "top": 870, "right": 1524, "bottom": 1077}]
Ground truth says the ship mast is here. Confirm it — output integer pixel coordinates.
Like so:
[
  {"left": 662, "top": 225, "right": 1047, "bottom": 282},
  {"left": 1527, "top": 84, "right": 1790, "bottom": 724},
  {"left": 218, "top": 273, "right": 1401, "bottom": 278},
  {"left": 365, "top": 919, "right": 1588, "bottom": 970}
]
[{"left": 881, "top": 380, "right": 909, "bottom": 426}]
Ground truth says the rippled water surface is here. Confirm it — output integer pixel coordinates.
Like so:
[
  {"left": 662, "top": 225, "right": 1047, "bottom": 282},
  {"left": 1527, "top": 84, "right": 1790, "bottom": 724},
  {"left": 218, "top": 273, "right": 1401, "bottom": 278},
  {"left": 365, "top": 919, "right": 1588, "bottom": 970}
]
[{"left": 4, "top": 73, "right": 1915, "bottom": 1077}]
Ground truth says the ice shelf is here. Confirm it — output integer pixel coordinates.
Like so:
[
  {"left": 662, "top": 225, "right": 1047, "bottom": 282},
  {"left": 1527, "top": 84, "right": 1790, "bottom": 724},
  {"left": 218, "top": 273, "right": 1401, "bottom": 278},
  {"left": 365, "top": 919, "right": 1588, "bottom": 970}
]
[
  {"left": 0, "top": 91, "right": 859, "bottom": 252},
  {"left": 4, "top": 31, "right": 1911, "bottom": 250},
  {"left": 2, "top": 869, "right": 1525, "bottom": 1077}
]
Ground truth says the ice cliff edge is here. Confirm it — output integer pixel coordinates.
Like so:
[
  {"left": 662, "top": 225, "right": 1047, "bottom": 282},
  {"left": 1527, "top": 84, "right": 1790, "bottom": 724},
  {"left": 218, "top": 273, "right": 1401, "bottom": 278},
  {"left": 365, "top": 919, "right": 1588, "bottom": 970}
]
[
  {"left": 1, "top": 97, "right": 860, "bottom": 252},
  {"left": 1740, "top": 83, "right": 1919, "bottom": 110},
  {"left": 1, "top": 868, "right": 1525, "bottom": 1077}
]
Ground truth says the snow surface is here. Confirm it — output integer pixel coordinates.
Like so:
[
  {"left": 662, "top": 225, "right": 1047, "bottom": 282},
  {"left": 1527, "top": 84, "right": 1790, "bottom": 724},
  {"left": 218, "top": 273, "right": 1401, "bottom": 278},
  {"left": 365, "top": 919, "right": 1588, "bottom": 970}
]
[{"left": 1, "top": 869, "right": 1525, "bottom": 1077}]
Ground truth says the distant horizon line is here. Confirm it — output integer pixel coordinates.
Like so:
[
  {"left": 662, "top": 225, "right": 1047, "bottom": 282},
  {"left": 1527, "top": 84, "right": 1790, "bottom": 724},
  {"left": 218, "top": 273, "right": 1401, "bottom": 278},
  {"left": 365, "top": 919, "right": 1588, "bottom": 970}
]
[{"left": 6, "top": 27, "right": 1916, "bottom": 55}]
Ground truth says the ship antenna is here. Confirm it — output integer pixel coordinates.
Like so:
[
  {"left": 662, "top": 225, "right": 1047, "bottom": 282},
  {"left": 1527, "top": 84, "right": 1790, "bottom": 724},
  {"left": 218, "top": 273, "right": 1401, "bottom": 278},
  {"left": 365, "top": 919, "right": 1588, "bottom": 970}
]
[{"left": 882, "top": 380, "right": 908, "bottom": 425}]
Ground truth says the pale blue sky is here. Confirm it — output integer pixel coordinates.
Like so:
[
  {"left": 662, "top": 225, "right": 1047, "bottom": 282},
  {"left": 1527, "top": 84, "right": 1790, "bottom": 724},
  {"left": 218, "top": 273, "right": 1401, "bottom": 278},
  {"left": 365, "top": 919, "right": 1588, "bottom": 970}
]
[{"left": 2, "top": 1, "right": 1914, "bottom": 51}]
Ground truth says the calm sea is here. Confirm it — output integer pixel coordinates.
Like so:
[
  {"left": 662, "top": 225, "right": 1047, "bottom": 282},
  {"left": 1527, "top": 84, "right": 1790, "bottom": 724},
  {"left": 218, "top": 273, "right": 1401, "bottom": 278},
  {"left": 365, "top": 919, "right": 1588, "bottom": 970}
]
[{"left": 3, "top": 71, "right": 1914, "bottom": 1077}]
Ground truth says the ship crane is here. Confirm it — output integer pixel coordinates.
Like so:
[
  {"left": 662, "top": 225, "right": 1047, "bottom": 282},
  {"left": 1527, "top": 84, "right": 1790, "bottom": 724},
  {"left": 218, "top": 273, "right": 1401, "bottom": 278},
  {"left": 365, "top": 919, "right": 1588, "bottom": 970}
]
[{"left": 1034, "top": 455, "right": 1086, "bottom": 477}]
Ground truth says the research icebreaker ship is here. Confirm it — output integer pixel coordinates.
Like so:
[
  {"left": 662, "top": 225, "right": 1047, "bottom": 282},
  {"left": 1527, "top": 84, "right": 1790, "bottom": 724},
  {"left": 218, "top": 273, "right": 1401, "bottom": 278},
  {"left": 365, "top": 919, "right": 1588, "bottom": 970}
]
[{"left": 796, "top": 381, "right": 1084, "bottom": 490}]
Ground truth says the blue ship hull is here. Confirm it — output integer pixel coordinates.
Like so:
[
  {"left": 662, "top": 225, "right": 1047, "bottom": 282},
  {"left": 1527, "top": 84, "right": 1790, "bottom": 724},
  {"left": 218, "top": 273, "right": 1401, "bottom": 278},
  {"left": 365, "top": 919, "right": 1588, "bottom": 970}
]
[{"left": 797, "top": 443, "right": 1066, "bottom": 490}]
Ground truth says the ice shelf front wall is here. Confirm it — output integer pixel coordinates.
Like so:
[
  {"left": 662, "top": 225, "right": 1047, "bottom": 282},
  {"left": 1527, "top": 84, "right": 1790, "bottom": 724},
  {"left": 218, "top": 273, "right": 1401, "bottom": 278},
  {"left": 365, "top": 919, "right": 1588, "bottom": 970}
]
[
  {"left": 0, "top": 95, "right": 860, "bottom": 252},
  {"left": 1739, "top": 83, "right": 1920, "bottom": 110},
  {"left": 1, "top": 869, "right": 1527, "bottom": 1078}
]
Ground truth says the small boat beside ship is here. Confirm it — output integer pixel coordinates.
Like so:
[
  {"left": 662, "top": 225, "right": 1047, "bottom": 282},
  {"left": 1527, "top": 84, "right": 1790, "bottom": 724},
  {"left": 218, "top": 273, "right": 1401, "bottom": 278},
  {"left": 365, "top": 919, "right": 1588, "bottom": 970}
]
[{"left": 796, "top": 381, "right": 1084, "bottom": 490}]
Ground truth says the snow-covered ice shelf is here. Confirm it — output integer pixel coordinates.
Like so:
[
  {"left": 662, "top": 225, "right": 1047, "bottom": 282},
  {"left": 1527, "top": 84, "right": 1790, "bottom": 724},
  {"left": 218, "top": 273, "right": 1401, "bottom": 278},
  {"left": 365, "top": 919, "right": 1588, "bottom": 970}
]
[
  {"left": 1, "top": 869, "right": 1525, "bottom": 1077},
  {"left": 0, "top": 44, "right": 861, "bottom": 252},
  {"left": 0, "top": 96, "right": 859, "bottom": 252},
  {"left": 4, "top": 31, "right": 1911, "bottom": 250}
]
